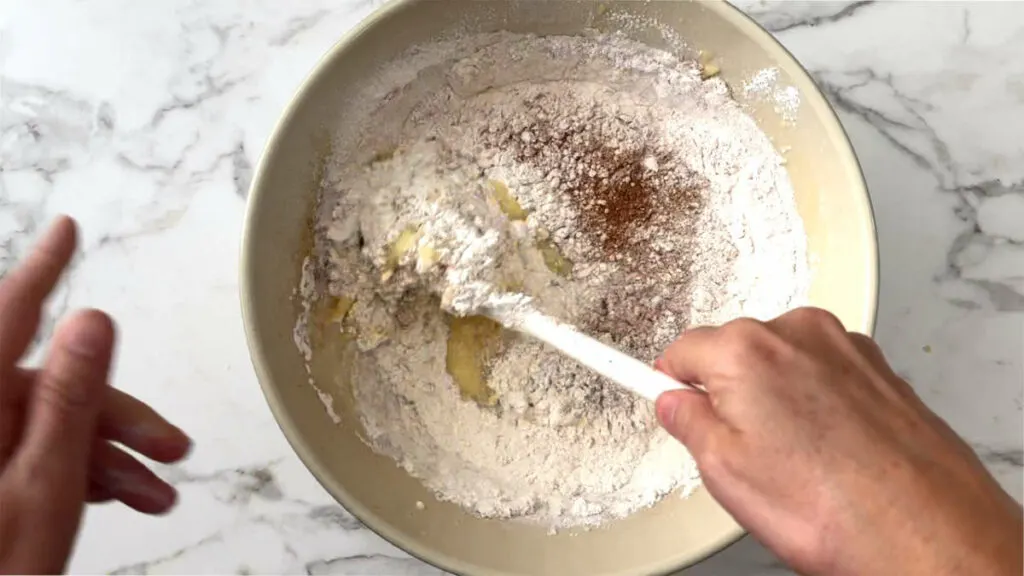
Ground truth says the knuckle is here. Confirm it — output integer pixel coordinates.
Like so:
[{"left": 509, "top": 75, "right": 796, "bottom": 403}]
[
  {"left": 848, "top": 332, "right": 882, "bottom": 355},
  {"left": 720, "top": 318, "right": 769, "bottom": 345},
  {"left": 3, "top": 459, "right": 53, "bottom": 504},
  {"left": 719, "top": 318, "right": 779, "bottom": 365},
  {"left": 31, "top": 311, "right": 112, "bottom": 415},
  {"left": 38, "top": 359, "right": 95, "bottom": 413},
  {"left": 891, "top": 375, "right": 918, "bottom": 397},
  {"left": 787, "top": 307, "right": 844, "bottom": 331},
  {"left": 695, "top": 438, "right": 733, "bottom": 478}
]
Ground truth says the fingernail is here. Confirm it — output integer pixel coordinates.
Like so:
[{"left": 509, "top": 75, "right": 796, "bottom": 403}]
[
  {"left": 655, "top": 392, "right": 681, "bottom": 426},
  {"left": 162, "top": 431, "right": 194, "bottom": 462},
  {"left": 179, "top": 434, "right": 194, "bottom": 457},
  {"left": 64, "top": 310, "right": 114, "bottom": 358}
]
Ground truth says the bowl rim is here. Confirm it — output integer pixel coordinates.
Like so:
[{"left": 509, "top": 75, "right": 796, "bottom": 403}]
[{"left": 239, "top": 0, "right": 879, "bottom": 574}]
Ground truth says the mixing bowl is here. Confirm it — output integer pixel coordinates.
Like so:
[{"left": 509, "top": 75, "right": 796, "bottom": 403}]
[{"left": 240, "top": 1, "right": 878, "bottom": 574}]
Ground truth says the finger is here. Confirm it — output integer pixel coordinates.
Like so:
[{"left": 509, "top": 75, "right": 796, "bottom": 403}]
[
  {"left": 99, "top": 388, "right": 192, "bottom": 463},
  {"left": 3, "top": 310, "right": 114, "bottom": 576},
  {"left": 0, "top": 218, "right": 77, "bottom": 467},
  {"left": 87, "top": 479, "right": 114, "bottom": 503},
  {"left": 14, "top": 310, "right": 114, "bottom": 481},
  {"left": 655, "top": 389, "right": 724, "bottom": 456},
  {"left": 657, "top": 326, "right": 720, "bottom": 387},
  {"left": 90, "top": 441, "right": 178, "bottom": 515},
  {"left": 0, "top": 368, "right": 33, "bottom": 466},
  {"left": 0, "top": 216, "right": 77, "bottom": 367}
]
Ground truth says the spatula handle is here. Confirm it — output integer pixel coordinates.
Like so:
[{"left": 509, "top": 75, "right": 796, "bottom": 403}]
[{"left": 516, "top": 311, "right": 694, "bottom": 402}]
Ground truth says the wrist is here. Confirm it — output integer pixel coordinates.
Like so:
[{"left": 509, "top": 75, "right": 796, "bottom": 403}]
[
  {"left": 823, "top": 466, "right": 1022, "bottom": 576},
  {"left": 884, "top": 485, "right": 1022, "bottom": 576}
]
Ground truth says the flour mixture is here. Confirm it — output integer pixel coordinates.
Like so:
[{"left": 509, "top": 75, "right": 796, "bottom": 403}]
[{"left": 298, "top": 32, "right": 809, "bottom": 531}]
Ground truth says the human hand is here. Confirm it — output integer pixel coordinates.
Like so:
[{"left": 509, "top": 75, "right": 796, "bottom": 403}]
[
  {"left": 655, "top": 308, "right": 1023, "bottom": 576},
  {"left": 0, "top": 217, "right": 191, "bottom": 574}
]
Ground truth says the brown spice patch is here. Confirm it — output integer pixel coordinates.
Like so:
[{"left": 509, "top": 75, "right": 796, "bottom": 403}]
[
  {"left": 479, "top": 103, "right": 711, "bottom": 352},
  {"left": 570, "top": 147, "right": 658, "bottom": 253},
  {"left": 496, "top": 117, "right": 705, "bottom": 263}
]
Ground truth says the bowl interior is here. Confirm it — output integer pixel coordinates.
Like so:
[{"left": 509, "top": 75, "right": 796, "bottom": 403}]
[{"left": 241, "top": 1, "right": 877, "bottom": 575}]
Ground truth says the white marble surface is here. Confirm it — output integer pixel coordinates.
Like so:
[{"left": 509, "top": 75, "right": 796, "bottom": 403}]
[{"left": 1, "top": 1, "right": 1021, "bottom": 574}]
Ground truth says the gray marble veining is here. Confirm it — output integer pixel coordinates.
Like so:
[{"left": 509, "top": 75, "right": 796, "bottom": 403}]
[{"left": 0, "top": 1, "right": 1019, "bottom": 574}]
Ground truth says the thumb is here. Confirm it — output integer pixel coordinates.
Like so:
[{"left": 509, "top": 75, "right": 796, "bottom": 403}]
[
  {"left": 15, "top": 310, "right": 114, "bottom": 478},
  {"left": 655, "top": 389, "right": 720, "bottom": 456}
]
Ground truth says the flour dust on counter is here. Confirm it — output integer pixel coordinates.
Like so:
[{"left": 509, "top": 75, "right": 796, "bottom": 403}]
[{"left": 294, "top": 31, "right": 808, "bottom": 531}]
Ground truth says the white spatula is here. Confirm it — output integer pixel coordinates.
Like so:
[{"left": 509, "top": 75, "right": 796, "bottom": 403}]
[{"left": 485, "top": 307, "right": 696, "bottom": 401}]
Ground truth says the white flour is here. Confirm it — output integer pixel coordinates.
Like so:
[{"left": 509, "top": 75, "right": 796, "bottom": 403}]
[
  {"left": 329, "top": 138, "right": 550, "bottom": 323},
  {"left": 301, "top": 32, "right": 809, "bottom": 531},
  {"left": 743, "top": 67, "right": 802, "bottom": 122}
]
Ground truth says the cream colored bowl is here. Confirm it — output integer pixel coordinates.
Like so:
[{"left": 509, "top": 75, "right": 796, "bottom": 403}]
[{"left": 240, "top": 1, "right": 877, "bottom": 574}]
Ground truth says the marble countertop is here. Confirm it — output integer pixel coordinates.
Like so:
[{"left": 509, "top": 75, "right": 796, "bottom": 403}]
[{"left": 1, "top": 1, "right": 1021, "bottom": 574}]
